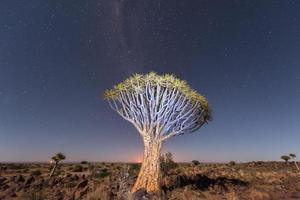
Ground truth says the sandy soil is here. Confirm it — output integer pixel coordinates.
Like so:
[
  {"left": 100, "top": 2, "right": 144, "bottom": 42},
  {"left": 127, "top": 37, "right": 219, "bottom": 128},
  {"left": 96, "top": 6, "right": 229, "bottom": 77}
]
[{"left": 0, "top": 162, "right": 300, "bottom": 199}]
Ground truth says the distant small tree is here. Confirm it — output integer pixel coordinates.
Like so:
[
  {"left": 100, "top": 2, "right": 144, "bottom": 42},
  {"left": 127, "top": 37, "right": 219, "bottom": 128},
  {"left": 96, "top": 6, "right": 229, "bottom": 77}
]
[
  {"left": 191, "top": 160, "right": 200, "bottom": 166},
  {"left": 281, "top": 155, "right": 291, "bottom": 164},
  {"left": 160, "top": 152, "right": 178, "bottom": 175},
  {"left": 49, "top": 152, "right": 66, "bottom": 178},
  {"left": 289, "top": 153, "right": 300, "bottom": 171},
  {"left": 229, "top": 161, "right": 236, "bottom": 166}
]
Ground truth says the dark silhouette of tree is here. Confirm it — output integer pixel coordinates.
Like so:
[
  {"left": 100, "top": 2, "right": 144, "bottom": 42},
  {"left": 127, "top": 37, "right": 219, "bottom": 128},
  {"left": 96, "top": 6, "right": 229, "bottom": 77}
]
[
  {"left": 49, "top": 152, "right": 66, "bottom": 178},
  {"left": 281, "top": 155, "right": 291, "bottom": 164},
  {"left": 192, "top": 160, "right": 200, "bottom": 166},
  {"left": 160, "top": 152, "right": 178, "bottom": 175},
  {"left": 105, "top": 72, "right": 212, "bottom": 192}
]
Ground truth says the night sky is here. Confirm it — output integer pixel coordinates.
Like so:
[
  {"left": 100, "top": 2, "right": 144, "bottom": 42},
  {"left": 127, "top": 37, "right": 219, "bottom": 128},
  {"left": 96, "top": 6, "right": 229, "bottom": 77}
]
[{"left": 0, "top": 0, "right": 299, "bottom": 162}]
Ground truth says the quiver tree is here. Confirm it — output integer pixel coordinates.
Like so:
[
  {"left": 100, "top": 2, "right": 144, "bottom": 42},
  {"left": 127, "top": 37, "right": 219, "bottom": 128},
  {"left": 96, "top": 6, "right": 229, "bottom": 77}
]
[
  {"left": 49, "top": 152, "right": 66, "bottom": 178},
  {"left": 289, "top": 153, "right": 300, "bottom": 171},
  {"left": 281, "top": 155, "right": 291, "bottom": 164},
  {"left": 104, "top": 72, "right": 212, "bottom": 192}
]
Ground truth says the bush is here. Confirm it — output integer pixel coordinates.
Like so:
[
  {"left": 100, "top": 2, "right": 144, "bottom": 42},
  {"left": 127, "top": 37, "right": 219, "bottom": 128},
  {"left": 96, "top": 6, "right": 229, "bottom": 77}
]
[
  {"left": 229, "top": 161, "right": 236, "bottom": 166},
  {"left": 72, "top": 165, "right": 83, "bottom": 172},
  {"left": 81, "top": 161, "right": 88, "bottom": 164},
  {"left": 191, "top": 160, "right": 200, "bottom": 166},
  {"left": 161, "top": 152, "right": 178, "bottom": 175},
  {"left": 7, "top": 164, "right": 26, "bottom": 170},
  {"left": 30, "top": 169, "right": 42, "bottom": 176},
  {"left": 91, "top": 168, "right": 111, "bottom": 179},
  {"left": 129, "top": 163, "right": 141, "bottom": 172}
]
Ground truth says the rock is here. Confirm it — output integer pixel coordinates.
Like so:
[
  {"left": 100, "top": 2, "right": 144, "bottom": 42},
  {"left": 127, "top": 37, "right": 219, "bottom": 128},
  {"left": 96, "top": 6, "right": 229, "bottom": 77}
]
[
  {"left": 72, "top": 175, "right": 80, "bottom": 181},
  {"left": 132, "top": 188, "right": 150, "bottom": 200},
  {"left": 15, "top": 175, "right": 25, "bottom": 183},
  {"left": 24, "top": 176, "right": 35, "bottom": 186},
  {"left": 0, "top": 176, "right": 7, "bottom": 185},
  {"left": 49, "top": 177, "right": 61, "bottom": 187}
]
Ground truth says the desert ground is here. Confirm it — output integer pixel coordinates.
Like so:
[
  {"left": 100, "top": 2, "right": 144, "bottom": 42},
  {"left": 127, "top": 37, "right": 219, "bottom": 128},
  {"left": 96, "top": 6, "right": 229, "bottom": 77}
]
[{"left": 0, "top": 161, "right": 300, "bottom": 200}]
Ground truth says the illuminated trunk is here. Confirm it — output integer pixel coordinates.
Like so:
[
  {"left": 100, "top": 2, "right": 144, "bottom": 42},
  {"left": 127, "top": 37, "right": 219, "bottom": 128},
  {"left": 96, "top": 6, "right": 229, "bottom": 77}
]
[
  {"left": 294, "top": 161, "right": 300, "bottom": 171},
  {"left": 49, "top": 162, "right": 58, "bottom": 178},
  {"left": 132, "top": 138, "right": 162, "bottom": 193}
]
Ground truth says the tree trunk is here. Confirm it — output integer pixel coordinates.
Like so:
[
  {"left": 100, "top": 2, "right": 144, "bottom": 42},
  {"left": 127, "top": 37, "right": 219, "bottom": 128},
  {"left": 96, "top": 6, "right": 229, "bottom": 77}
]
[
  {"left": 294, "top": 161, "right": 300, "bottom": 171},
  {"left": 131, "top": 139, "right": 162, "bottom": 193},
  {"left": 49, "top": 162, "right": 57, "bottom": 178}
]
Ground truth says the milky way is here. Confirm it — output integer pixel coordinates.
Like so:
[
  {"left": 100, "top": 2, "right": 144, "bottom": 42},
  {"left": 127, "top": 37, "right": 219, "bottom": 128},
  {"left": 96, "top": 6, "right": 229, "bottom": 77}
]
[{"left": 0, "top": 0, "right": 300, "bottom": 162}]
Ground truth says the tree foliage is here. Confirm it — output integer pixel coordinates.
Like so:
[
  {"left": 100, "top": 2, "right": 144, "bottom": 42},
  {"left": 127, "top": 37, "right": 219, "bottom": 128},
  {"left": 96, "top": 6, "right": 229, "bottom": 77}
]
[
  {"left": 191, "top": 160, "right": 200, "bottom": 166},
  {"left": 52, "top": 152, "right": 66, "bottom": 163},
  {"left": 160, "top": 152, "right": 178, "bottom": 174},
  {"left": 289, "top": 153, "right": 296, "bottom": 159},
  {"left": 281, "top": 155, "right": 291, "bottom": 163},
  {"left": 104, "top": 72, "right": 212, "bottom": 141}
]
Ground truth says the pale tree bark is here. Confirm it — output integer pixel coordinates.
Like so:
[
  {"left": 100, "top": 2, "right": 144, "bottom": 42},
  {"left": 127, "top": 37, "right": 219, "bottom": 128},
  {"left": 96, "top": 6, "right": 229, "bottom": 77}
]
[
  {"left": 294, "top": 161, "right": 300, "bottom": 171},
  {"left": 132, "top": 137, "right": 162, "bottom": 192},
  {"left": 49, "top": 162, "right": 57, "bottom": 178}
]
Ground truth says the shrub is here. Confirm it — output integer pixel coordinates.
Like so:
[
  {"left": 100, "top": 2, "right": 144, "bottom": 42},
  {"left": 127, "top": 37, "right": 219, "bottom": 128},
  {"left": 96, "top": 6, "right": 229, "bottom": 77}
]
[
  {"left": 229, "top": 161, "right": 236, "bottom": 166},
  {"left": 7, "top": 164, "right": 25, "bottom": 170},
  {"left": 161, "top": 152, "right": 178, "bottom": 175},
  {"left": 191, "top": 160, "right": 200, "bottom": 166},
  {"left": 72, "top": 165, "right": 83, "bottom": 172},
  {"left": 129, "top": 163, "right": 141, "bottom": 172},
  {"left": 91, "top": 168, "right": 111, "bottom": 179},
  {"left": 81, "top": 161, "right": 89, "bottom": 164},
  {"left": 31, "top": 169, "right": 42, "bottom": 176}
]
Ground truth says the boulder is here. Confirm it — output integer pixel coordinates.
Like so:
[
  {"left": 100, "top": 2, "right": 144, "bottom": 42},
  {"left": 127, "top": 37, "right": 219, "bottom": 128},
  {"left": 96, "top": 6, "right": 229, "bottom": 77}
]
[
  {"left": 15, "top": 175, "right": 25, "bottom": 183},
  {"left": 0, "top": 176, "right": 7, "bottom": 185},
  {"left": 132, "top": 188, "right": 150, "bottom": 200},
  {"left": 24, "top": 176, "right": 35, "bottom": 186}
]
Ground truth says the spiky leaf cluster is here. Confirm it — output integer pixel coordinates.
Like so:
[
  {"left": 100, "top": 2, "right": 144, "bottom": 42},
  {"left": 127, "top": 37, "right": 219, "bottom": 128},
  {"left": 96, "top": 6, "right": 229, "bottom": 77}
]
[
  {"left": 104, "top": 72, "right": 212, "bottom": 118},
  {"left": 52, "top": 152, "right": 66, "bottom": 163}
]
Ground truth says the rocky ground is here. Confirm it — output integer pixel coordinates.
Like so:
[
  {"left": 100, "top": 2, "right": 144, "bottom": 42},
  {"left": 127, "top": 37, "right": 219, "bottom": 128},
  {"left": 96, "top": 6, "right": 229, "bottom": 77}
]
[{"left": 0, "top": 162, "right": 300, "bottom": 200}]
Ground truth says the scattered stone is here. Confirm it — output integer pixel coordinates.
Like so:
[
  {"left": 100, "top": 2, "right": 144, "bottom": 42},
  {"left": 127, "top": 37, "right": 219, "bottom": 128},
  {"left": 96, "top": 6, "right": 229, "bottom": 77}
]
[
  {"left": 24, "top": 176, "right": 35, "bottom": 186},
  {"left": 132, "top": 188, "right": 150, "bottom": 200},
  {"left": 0, "top": 176, "right": 7, "bottom": 185},
  {"left": 15, "top": 174, "right": 25, "bottom": 183}
]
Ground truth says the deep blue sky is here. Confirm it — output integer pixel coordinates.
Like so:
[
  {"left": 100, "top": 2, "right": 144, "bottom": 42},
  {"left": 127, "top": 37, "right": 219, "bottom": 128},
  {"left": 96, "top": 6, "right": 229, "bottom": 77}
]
[{"left": 0, "top": 0, "right": 299, "bottom": 162}]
